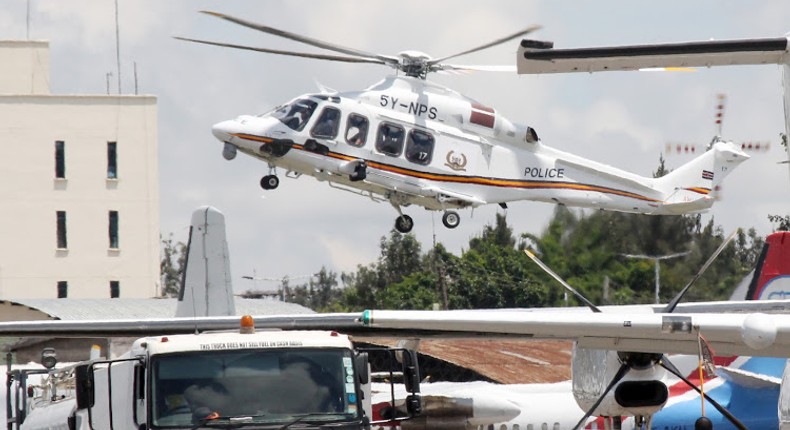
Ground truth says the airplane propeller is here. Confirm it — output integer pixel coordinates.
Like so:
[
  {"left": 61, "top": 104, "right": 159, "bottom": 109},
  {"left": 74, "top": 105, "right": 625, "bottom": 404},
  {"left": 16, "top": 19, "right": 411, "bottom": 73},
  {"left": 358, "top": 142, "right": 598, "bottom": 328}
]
[
  {"left": 528, "top": 231, "right": 742, "bottom": 430},
  {"left": 176, "top": 11, "right": 540, "bottom": 79}
]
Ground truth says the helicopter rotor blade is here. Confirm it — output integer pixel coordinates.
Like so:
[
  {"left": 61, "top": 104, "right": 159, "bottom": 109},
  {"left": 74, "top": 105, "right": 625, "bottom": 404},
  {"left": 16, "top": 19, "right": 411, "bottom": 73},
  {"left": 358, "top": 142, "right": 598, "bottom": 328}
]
[
  {"left": 435, "top": 64, "right": 517, "bottom": 73},
  {"left": 200, "top": 11, "right": 399, "bottom": 65},
  {"left": 174, "top": 37, "right": 386, "bottom": 65},
  {"left": 659, "top": 357, "right": 748, "bottom": 430},
  {"left": 572, "top": 363, "right": 630, "bottom": 430},
  {"left": 428, "top": 25, "right": 541, "bottom": 66},
  {"left": 662, "top": 229, "right": 738, "bottom": 313}
]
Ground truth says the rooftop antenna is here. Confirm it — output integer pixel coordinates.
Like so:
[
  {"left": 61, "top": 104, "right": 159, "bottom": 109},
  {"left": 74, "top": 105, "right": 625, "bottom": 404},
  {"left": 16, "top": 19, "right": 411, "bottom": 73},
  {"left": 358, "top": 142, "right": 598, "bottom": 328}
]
[
  {"left": 26, "top": 0, "right": 30, "bottom": 40},
  {"left": 105, "top": 72, "right": 113, "bottom": 95},
  {"left": 114, "top": 0, "right": 121, "bottom": 94}
]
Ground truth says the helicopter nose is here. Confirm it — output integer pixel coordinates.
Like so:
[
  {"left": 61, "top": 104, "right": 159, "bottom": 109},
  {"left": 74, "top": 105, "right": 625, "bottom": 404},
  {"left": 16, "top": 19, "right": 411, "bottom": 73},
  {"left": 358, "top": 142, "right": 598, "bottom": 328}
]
[{"left": 211, "top": 120, "right": 236, "bottom": 143}]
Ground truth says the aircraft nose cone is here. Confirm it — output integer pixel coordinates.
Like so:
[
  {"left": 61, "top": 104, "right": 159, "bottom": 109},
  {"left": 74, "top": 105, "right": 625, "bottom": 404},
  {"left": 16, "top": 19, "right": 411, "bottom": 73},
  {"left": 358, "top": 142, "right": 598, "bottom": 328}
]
[
  {"left": 468, "top": 397, "right": 521, "bottom": 425},
  {"left": 211, "top": 120, "right": 235, "bottom": 142}
]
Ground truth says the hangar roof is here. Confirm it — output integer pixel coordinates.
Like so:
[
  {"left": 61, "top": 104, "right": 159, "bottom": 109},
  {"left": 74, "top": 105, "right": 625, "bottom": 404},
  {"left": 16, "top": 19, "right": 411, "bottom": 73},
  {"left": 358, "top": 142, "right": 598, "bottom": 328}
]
[{"left": 0, "top": 298, "right": 313, "bottom": 321}]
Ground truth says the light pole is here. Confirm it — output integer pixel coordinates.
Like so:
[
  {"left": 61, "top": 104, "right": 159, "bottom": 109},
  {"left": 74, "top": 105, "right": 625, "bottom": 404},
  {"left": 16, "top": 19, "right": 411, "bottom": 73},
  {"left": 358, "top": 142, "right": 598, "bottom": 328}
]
[{"left": 621, "top": 251, "right": 690, "bottom": 304}]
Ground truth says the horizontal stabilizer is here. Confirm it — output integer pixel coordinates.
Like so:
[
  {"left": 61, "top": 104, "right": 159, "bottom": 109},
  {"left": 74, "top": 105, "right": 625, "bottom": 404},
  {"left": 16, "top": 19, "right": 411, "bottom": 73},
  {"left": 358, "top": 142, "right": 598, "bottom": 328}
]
[{"left": 717, "top": 366, "right": 781, "bottom": 389}]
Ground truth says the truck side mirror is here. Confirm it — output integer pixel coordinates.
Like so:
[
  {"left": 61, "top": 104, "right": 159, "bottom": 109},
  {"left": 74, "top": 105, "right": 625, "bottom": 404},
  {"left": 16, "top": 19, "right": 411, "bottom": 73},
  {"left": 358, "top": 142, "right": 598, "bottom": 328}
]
[
  {"left": 75, "top": 364, "right": 94, "bottom": 409},
  {"left": 405, "top": 394, "right": 422, "bottom": 416},
  {"left": 354, "top": 352, "right": 369, "bottom": 385},
  {"left": 400, "top": 350, "right": 420, "bottom": 394}
]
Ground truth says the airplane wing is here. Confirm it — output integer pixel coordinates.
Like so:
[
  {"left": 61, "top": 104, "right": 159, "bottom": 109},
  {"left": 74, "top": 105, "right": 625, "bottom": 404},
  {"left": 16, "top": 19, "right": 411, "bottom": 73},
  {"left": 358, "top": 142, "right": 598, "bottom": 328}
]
[
  {"left": 1, "top": 300, "right": 789, "bottom": 338},
  {"left": 360, "top": 309, "right": 790, "bottom": 358},
  {"left": 0, "top": 313, "right": 363, "bottom": 337}
]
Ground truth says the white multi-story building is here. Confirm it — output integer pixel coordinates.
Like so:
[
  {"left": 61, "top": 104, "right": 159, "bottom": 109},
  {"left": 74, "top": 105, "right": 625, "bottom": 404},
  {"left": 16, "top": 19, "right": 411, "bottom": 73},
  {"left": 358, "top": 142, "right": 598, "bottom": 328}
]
[{"left": 0, "top": 40, "right": 159, "bottom": 299}]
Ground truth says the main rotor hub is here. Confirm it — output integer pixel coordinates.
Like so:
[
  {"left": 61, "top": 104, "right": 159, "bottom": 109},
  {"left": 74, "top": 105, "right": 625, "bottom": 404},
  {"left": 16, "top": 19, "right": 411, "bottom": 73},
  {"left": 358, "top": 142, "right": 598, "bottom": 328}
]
[{"left": 397, "top": 50, "right": 433, "bottom": 78}]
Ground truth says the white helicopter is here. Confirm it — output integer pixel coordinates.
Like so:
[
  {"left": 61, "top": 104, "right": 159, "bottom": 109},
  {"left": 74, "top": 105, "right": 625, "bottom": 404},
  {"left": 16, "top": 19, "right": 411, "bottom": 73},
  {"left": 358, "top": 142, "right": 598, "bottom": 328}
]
[{"left": 178, "top": 11, "right": 749, "bottom": 233}]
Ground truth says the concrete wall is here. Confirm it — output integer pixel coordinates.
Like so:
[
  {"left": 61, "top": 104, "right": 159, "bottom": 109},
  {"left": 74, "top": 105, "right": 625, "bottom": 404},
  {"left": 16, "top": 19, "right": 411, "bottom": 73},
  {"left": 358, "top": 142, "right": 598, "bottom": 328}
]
[{"left": 0, "top": 43, "right": 160, "bottom": 299}]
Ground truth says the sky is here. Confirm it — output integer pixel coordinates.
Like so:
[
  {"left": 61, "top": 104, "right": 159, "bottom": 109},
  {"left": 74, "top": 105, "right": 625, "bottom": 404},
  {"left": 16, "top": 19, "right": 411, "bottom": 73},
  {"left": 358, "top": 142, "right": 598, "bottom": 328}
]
[{"left": 2, "top": 1, "right": 789, "bottom": 294}]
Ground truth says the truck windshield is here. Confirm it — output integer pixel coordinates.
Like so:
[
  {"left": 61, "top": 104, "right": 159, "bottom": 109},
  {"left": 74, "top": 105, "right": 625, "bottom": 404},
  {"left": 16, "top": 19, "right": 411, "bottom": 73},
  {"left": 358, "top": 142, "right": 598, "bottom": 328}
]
[
  {"left": 270, "top": 98, "right": 318, "bottom": 131},
  {"left": 151, "top": 348, "right": 358, "bottom": 428}
]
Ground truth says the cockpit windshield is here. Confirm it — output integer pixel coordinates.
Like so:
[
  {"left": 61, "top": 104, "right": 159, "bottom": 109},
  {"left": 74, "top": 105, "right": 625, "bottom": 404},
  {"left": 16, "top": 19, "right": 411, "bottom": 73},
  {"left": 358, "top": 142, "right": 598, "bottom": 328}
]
[
  {"left": 270, "top": 98, "right": 318, "bottom": 131},
  {"left": 151, "top": 348, "right": 358, "bottom": 428}
]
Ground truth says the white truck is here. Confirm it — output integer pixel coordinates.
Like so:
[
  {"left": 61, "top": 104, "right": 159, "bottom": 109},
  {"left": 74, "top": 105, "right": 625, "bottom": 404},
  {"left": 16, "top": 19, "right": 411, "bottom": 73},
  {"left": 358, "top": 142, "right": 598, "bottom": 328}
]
[{"left": 6, "top": 318, "right": 421, "bottom": 430}]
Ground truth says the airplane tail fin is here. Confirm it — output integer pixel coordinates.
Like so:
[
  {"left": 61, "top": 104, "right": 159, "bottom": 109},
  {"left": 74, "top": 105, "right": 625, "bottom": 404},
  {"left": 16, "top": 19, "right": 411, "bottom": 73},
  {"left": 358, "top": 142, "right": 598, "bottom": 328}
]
[
  {"left": 650, "top": 141, "right": 749, "bottom": 214},
  {"left": 175, "top": 206, "right": 236, "bottom": 318},
  {"left": 744, "top": 231, "right": 790, "bottom": 301}
]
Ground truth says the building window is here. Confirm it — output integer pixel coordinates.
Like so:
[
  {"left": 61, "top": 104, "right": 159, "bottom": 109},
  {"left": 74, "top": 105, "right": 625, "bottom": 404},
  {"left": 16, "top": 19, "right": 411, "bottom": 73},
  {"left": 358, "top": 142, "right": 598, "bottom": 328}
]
[
  {"left": 107, "top": 141, "right": 117, "bottom": 179},
  {"left": 110, "top": 281, "right": 120, "bottom": 298},
  {"left": 109, "top": 210, "right": 119, "bottom": 249},
  {"left": 57, "top": 281, "right": 68, "bottom": 298},
  {"left": 55, "top": 140, "right": 65, "bottom": 179},
  {"left": 56, "top": 211, "right": 67, "bottom": 249}
]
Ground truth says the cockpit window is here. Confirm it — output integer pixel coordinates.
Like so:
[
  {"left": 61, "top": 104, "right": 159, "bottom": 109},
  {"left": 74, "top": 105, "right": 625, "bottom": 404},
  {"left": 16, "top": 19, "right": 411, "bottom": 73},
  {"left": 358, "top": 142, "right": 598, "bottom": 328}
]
[
  {"left": 271, "top": 98, "right": 318, "bottom": 131},
  {"left": 376, "top": 122, "right": 405, "bottom": 157},
  {"left": 405, "top": 130, "right": 434, "bottom": 165},
  {"left": 345, "top": 114, "right": 369, "bottom": 147},
  {"left": 311, "top": 107, "right": 341, "bottom": 139}
]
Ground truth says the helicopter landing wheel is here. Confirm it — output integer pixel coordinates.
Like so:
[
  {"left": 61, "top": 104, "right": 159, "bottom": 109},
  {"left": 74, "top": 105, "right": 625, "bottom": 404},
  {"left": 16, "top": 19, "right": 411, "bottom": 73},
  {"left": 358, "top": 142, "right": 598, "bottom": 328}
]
[
  {"left": 442, "top": 211, "right": 460, "bottom": 229},
  {"left": 394, "top": 214, "right": 414, "bottom": 233},
  {"left": 261, "top": 175, "right": 279, "bottom": 190}
]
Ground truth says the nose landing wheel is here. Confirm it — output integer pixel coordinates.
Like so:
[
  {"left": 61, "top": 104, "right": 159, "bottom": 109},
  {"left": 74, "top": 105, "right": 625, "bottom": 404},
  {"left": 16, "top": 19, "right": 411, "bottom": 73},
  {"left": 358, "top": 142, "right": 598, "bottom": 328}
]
[
  {"left": 442, "top": 211, "right": 460, "bottom": 229},
  {"left": 261, "top": 175, "right": 279, "bottom": 190},
  {"left": 394, "top": 215, "right": 414, "bottom": 233}
]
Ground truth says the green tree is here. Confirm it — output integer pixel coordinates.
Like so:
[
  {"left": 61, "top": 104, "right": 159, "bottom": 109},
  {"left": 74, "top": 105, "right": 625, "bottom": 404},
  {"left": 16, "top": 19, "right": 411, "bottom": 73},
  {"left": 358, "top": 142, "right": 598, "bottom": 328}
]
[{"left": 160, "top": 233, "right": 186, "bottom": 298}]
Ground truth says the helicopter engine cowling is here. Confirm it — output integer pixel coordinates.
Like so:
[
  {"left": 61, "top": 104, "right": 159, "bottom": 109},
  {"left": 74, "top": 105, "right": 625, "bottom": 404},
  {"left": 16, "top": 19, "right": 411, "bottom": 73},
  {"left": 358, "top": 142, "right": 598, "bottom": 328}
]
[{"left": 572, "top": 347, "right": 668, "bottom": 418}]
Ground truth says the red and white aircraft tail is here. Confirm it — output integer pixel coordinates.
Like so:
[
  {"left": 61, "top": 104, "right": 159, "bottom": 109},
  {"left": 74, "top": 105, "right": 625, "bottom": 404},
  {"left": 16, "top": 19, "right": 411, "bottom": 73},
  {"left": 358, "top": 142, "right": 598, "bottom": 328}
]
[{"left": 746, "top": 231, "right": 790, "bottom": 301}]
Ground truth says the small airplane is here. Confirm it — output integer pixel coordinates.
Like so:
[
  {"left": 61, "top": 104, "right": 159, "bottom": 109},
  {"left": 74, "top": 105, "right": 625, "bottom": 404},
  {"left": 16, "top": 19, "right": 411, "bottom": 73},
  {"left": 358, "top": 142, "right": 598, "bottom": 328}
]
[
  {"left": 175, "top": 11, "right": 749, "bottom": 233},
  {"left": 1, "top": 212, "right": 790, "bottom": 428}
]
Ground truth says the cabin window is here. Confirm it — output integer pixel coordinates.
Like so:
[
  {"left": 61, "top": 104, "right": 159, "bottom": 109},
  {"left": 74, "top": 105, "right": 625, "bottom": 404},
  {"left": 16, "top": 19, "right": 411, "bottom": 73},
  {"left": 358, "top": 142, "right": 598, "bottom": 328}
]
[
  {"left": 375, "top": 122, "right": 405, "bottom": 157},
  {"left": 345, "top": 114, "right": 368, "bottom": 147},
  {"left": 405, "top": 129, "right": 434, "bottom": 165},
  {"left": 272, "top": 98, "right": 318, "bottom": 131},
  {"left": 311, "top": 107, "right": 341, "bottom": 139},
  {"left": 55, "top": 140, "right": 65, "bottom": 179}
]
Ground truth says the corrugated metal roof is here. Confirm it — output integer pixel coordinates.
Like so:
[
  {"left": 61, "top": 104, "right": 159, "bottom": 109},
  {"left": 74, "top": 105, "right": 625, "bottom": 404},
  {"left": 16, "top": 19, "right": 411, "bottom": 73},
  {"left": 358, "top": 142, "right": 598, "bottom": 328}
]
[
  {"left": 360, "top": 338, "right": 572, "bottom": 384},
  {"left": 418, "top": 339, "right": 572, "bottom": 384},
  {"left": 0, "top": 298, "right": 313, "bottom": 320}
]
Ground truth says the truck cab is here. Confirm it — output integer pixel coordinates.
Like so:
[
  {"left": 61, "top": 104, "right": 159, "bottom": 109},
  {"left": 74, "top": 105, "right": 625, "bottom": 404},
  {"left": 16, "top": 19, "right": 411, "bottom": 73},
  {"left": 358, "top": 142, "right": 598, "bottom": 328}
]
[{"left": 7, "top": 318, "right": 421, "bottom": 430}]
